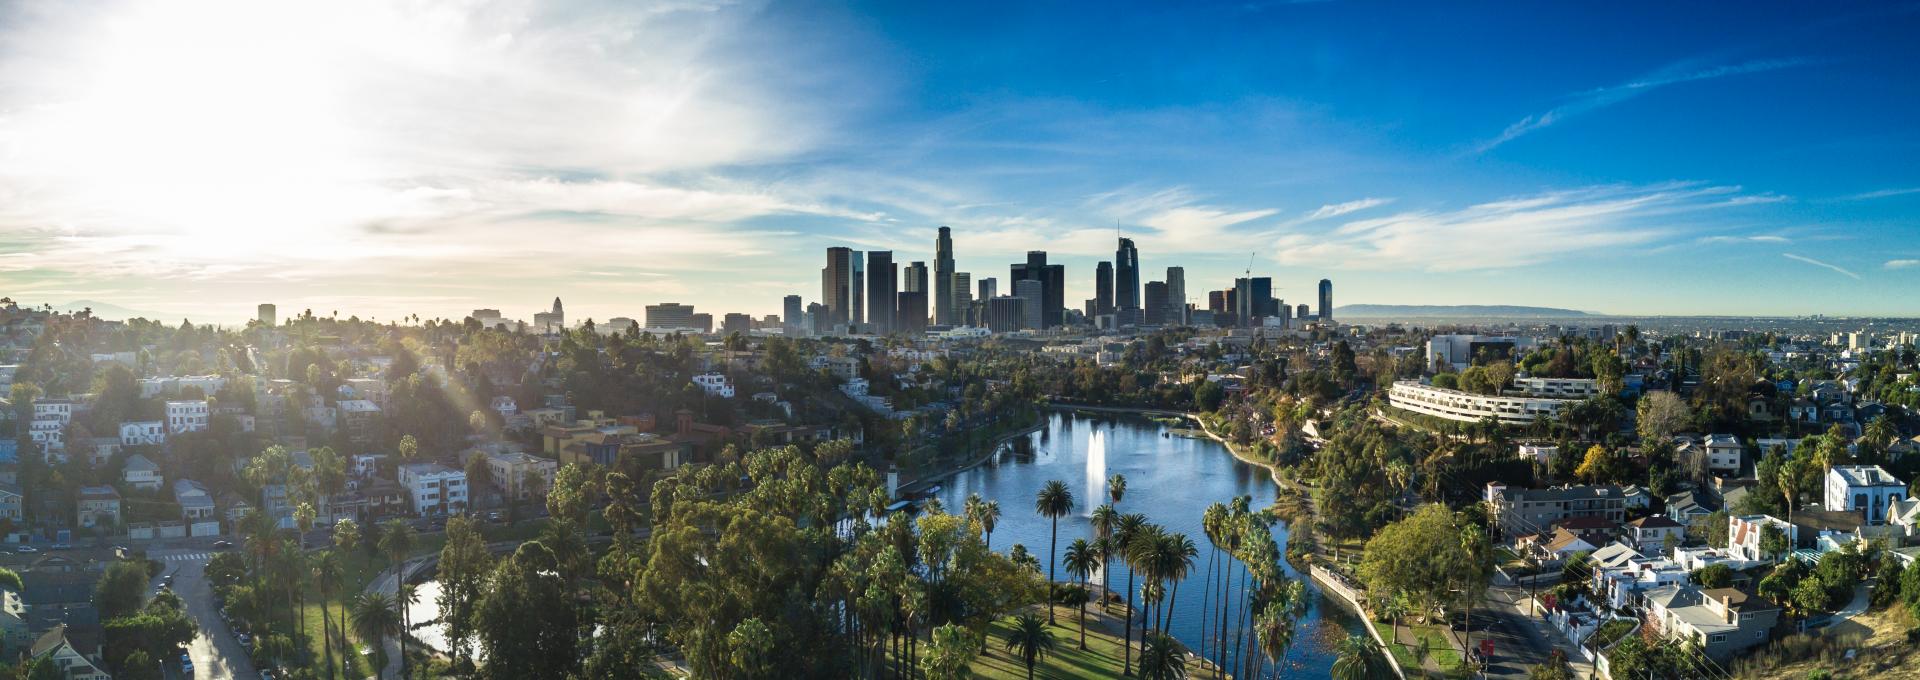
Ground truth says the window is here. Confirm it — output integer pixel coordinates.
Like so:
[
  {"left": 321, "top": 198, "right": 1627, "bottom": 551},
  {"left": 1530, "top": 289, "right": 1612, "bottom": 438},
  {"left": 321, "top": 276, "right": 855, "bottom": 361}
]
[{"left": 1708, "top": 634, "right": 1727, "bottom": 643}]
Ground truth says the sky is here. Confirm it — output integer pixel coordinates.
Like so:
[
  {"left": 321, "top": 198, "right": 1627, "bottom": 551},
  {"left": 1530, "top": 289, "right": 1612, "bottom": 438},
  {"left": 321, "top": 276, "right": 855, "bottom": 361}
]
[{"left": 2, "top": 0, "right": 1918, "bottom": 324}]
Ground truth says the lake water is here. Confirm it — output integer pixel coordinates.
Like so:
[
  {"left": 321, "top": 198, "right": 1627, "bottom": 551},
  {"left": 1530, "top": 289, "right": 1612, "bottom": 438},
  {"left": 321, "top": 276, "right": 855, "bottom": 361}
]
[
  {"left": 932, "top": 410, "right": 1364, "bottom": 678},
  {"left": 409, "top": 411, "right": 1365, "bottom": 676}
]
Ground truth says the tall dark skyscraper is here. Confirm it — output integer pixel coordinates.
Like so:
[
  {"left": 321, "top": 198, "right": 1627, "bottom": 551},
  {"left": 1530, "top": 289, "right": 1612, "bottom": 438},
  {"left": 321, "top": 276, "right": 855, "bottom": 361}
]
[
  {"left": 934, "top": 226, "right": 955, "bottom": 326},
  {"left": 896, "top": 291, "right": 928, "bottom": 335},
  {"left": 1318, "top": 278, "right": 1333, "bottom": 321},
  {"left": 904, "top": 261, "right": 928, "bottom": 293},
  {"left": 1010, "top": 251, "right": 1064, "bottom": 328},
  {"left": 822, "top": 247, "right": 854, "bottom": 326},
  {"left": 1115, "top": 237, "right": 1140, "bottom": 322},
  {"left": 1233, "top": 277, "right": 1275, "bottom": 326},
  {"left": 867, "top": 251, "right": 896, "bottom": 333},
  {"left": 782, "top": 295, "right": 802, "bottom": 333},
  {"left": 1165, "top": 266, "right": 1185, "bottom": 325},
  {"left": 978, "top": 277, "right": 997, "bottom": 302},
  {"left": 1095, "top": 261, "right": 1114, "bottom": 316},
  {"left": 1143, "top": 281, "right": 1169, "bottom": 325}
]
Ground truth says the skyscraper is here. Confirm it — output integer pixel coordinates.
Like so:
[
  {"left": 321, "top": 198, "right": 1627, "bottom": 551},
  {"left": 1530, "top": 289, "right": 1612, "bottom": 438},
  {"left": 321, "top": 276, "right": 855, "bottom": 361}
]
[
  {"left": 1165, "top": 266, "right": 1185, "bottom": 325},
  {"left": 1143, "top": 281, "right": 1169, "bottom": 325},
  {"left": 1014, "top": 279, "right": 1045, "bottom": 330},
  {"left": 1318, "top": 278, "right": 1333, "bottom": 321},
  {"left": 645, "top": 303, "right": 696, "bottom": 329},
  {"left": 867, "top": 251, "right": 897, "bottom": 333},
  {"left": 1115, "top": 237, "right": 1140, "bottom": 324},
  {"left": 822, "top": 247, "right": 854, "bottom": 326},
  {"left": 849, "top": 250, "right": 864, "bottom": 326},
  {"left": 953, "top": 272, "right": 972, "bottom": 325},
  {"left": 782, "top": 295, "right": 803, "bottom": 333},
  {"left": 987, "top": 296, "right": 1025, "bottom": 333},
  {"left": 896, "top": 292, "right": 928, "bottom": 335},
  {"left": 1095, "top": 261, "right": 1114, "bottom": 316},
  {"left": 905, "top": 261, "right": 928, "bottom": 293},
  {"left": 1297, "top": 303, "right": 1311, "bottom": 319},
  {"left": 934, "top": 226, "right": 955, "bottom": 326},
  {"left": 1233, "top": 277, "right": 1273, "bottom": 326},
  {"left": 1010, "top": 251, "right": 1065, "bottom": 328},
  {"left": 257, "top": 303, "right": 276, "bottom": 327},
  {"left": 978, "top": 277, "right": 997, "bottom": 302}
]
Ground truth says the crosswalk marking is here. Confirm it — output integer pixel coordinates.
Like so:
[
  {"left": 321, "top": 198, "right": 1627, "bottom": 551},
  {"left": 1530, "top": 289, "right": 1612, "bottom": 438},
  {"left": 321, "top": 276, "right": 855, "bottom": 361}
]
[{"left": 162, "top": 552, "right": 212, "bottom": 562}]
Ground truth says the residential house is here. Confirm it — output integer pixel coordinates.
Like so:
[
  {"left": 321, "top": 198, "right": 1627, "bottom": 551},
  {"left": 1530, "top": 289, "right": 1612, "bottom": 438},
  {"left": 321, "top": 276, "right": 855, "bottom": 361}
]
[
  {"left": 31, "top": 398, "right": 73, "bottom": 424},
  {"left": 1729, "top": 515, "right": 1796, "bottom": 563},
  {"left": 164, "top": 399, "right": 209, "bottom": 434},
  {"left": 1824, "top": 465, "right": 1907, "bottom": 525},
  {"left": 75, "top": 486, "right": 120, "bottom": 529},
  {"left": 1890, "top": 497, "right": 1920, "bottom": 541},
  {"left": 27, "top": 625, "right": 111, "bottom": 680},
  {"left": 173, "top": 479, "right": 219, "bottom": 537},
  {"left": 0, "top": 482, "right": 21, "bottom": 522},
  {"left": 1591, "top": 544, "right": 1689, "bottom": 611},
  {"left": 489, "top": 396, "right": 518, "bottom": 418},
  {"left": 117, "top": 421, "right": 165, "bottom": 447},
  {"left": 692, "top": 372, "right": 736, "bottom": 398},
  {"left": 0, "top": 588, "right": 29, "bottom": 656},
  {"left": 1641, "top": 586, "right": 1781, "bottom": 663},
  {"left": 1665, "top": 489, "right": 1717, "bottom": 529},
  {"left": 1701, "top": 434, "right": 1744, "bottom": 474},
  {"left": 337, "top": 399, "right": 382, "bottom": 444},
  {"left": 120, "top": 454, "right": 161, "bottom": 491},
  {"left": 1626, "top": 515, "right": 1687, "bottom": 554},
  {"left": 396, "top": 463, "right": 467, "bottom": 516},
  {"left": 1485, "top": 483, "right": 1627, "bottom": 538}
]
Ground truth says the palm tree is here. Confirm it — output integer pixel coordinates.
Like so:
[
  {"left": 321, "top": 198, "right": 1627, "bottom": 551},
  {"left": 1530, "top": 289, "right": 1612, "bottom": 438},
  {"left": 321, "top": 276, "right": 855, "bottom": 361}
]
[
  {"left": 378, "top": 519, "right": 416, "bottom": 677},
  {"left": 1330, "top": 634, "right": 1390, "bottom": 680},
  {"left": 314, "top": 552, "right": 344, "bottom": 679},
  {"left": 351, "top": 592, "right": 403, "bottom": 680},
  {"left": 1091, "top": 504, "right": 1119, "bottom": 603},
  {"left": 1254, "top": 580, "right": 1307, "bottom": 677},
  {"left": 1115, "top": 513, "right": 1149, "bottom": 676},
  {"left": 1108, "top": 473, "right": 1128, "bottom": 506},
  {"left": 981, "top": 500, "right": 1002, "bottom": 551},
  {"left": 396, "top": 582, "right": 420, "bottom": 679},
  {"left": 1379, "top": 592, "right": 1411, "bottom": 645},
  {"left": 1160, "top": 533, "right": 1198, "bottom": 634},
  {"left": 1199, "top": 502, "right": 1227, "bottom": 663},
  {"left": 1063, "top": 539, "right": 1096, "bottom": 649},
  {"left": 1137, "top": 633, "right": 1189, "bottom": 680},
  {"left": 1001, "top": 613, "right": 1056, "bottom": 680},
  {"left": 1034, "top": 480, "right": 1075, "bottom": 624}
]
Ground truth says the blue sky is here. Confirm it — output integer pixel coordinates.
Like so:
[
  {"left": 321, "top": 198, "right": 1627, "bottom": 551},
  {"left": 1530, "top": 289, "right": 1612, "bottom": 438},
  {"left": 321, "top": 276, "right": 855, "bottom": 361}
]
[{"left": 1, "top": 1, "right": 1916, "bottom": 323}]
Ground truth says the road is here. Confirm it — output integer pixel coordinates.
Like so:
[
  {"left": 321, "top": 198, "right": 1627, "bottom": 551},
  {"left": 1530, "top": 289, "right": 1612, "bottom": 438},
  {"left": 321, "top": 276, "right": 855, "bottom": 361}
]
[
  {"left": 1476, "top": 585, "right": 1596, "bottom": 679},
  {"left": 153, "top": 547, "right": 260, "bottom": 680}
]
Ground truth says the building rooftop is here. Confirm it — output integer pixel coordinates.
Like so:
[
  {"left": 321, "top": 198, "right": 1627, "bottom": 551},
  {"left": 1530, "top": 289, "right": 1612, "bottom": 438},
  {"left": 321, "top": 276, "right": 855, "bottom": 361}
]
[{"left": 1830, "top": 465, "right": 1904, "bottom": 488}]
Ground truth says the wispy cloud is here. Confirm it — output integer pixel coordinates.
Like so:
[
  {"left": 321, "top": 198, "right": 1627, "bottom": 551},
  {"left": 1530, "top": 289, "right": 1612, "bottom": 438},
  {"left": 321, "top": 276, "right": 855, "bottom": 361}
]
[
  {"left": 1697, "top": 234, "right": 1791, "bottom": 244},
  {"left": 1475, "top": 58, "right": 1813, "bottom": 153},
  {"left": 1269, "top": 183, "right": 1765, "bottom": 272},
  {"left": 1844, "top": 187, "right": 1920, "bottom": 200},
  {"left": 1783, "top": 253, "right": 1861, "bottom": 280},
  {"left": 1887, "top": 259, "right": 1920, "bottom": 269},
  {"left": 1304, "top": 198, "right": 1392, "bottom": 221}
]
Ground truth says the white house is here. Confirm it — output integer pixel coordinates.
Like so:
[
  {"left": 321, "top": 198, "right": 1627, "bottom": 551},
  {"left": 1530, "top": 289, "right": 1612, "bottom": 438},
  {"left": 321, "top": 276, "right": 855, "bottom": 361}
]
[
  {"left": 174, "top": 479, "right": 220, "bottom": 536},
  {"left": 397, "top": 463, "right": 468, "bottom": 516},
  {"left": 1626, "top": 515, "right": 1687, "bottom": 553},
  {"left": 27, "top": 418, "right": 64, "bottom": 460},
  {"left": 1824, "top": 465, "right": 1907, "bottom": 525},
  {"left": 490, "top": 395, "right": 518, "bottom": 418},
  {"left": 1728, "top": 514, "right": 1795, "bottom": 562},
  {"left": 119, "top": 420, "right": 166, "bottom": 447},
  {"left": 30, "top": 398, "right": 73, "bottom": 424},
  {"left": 692, "top": 372, "right": 736, "bottom": 398},
  {"left": 1701, "top": 434, "right": 1744, "bottom": 473},
  {"left": 28, "top": 625, "right": 111, "bottom": 680},
  {"left": 121, "top": 453, "right": 162, "bottom": 491},
  {"left": 1891, "top": 497, "right": 1920, "bottom": 540},
  {"left": 165, "top": 399, "right": 210, "bottom": 434},
  {"left": 483, "top": 451, "right": 557, "bottom": 502}
]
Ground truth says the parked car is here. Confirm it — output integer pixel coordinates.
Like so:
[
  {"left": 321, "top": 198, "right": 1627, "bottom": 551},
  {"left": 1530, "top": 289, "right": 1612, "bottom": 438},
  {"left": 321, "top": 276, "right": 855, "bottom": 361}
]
[
  {"left": 181, "top": 653, "right": 194, "bottom": 674},
  {"left": 14, "top": 546, "right": 36, "bottom": 553},
  {"left": 212, "top": 540, "right": 233, "bottom": 550}
]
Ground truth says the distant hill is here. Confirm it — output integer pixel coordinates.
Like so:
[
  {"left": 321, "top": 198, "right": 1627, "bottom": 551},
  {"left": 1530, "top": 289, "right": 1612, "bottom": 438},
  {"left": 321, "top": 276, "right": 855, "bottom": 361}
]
[
  {"left": 52, "top": 300, "right": 170, "bottom": 321},
  {"left": 1335, "top": 304, "right": 1595, "bottom": 318}
]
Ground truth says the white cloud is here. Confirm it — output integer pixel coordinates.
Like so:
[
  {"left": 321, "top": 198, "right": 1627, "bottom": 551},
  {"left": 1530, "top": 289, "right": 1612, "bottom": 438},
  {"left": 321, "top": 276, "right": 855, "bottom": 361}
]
[
  {"left": 1887, "top": 259, "right": 1920, "bottom": 269},
  {"left": 1268, "top": 183, "right": 1760, "bottom": 272},
  {"left": 1783, "top": 253, "right": 1861, "bottom": 280},
  {"left": 1304, "top": 198, "right": 1392, "bottom": 221},
  {"left": 1846, "top": 187, "right": 1920, "bottom": 200},
  {"left": 1475, "top": 58, "right": 1812, "bottom": 153},
  {"left": 1697, "top": 234, "right": 1791, "bottom": 244}
]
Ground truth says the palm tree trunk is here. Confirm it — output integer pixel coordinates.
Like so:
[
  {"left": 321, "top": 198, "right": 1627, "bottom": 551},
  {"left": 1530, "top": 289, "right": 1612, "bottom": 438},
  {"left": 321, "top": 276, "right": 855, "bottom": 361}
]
[
  {"left": 1233, "top": 567, "right": 1250, "bottom": 679},
  {"left": 1047, "top": 517, "right": 1059, "bottom": 624},
  {"left": 1199, "top": 547, "right": 1216, "bottom": 659},
  {"left": 1216, "top": 559, "right": 1233, "bottom": 680},
  {"left": 1165, "top": 577, "right": 1181, "bottom": 635},
  {"left": 1123, "top": 569, "right": 1136, "bottom": 676},
  {"left": 1079, "top": 575, "right": 1088, "bottom": 650}
]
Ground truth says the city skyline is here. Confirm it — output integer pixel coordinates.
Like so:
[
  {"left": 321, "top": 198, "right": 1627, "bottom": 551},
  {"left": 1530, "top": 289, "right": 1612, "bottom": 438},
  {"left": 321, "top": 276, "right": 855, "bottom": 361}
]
[{"left": 3, "top": 2, "right": 1920, "bottom": 323}]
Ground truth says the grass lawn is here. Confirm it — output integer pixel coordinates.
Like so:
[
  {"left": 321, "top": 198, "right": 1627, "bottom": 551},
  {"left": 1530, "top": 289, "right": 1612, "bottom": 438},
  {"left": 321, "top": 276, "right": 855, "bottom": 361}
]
[
  {"left": 1376, "top": 618, "right": 1469, "bottom": 679},
  {"left": 971, "top": 606, "right": 1140, "bottom": 680}
]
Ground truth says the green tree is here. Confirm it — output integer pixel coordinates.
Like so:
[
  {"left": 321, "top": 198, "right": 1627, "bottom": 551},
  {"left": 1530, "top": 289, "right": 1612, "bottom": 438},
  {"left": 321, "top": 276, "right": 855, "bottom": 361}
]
[
  {"left": 1138, "top": 632, "right": 1189, "bottom": 680},
  {"left": 94, "top": 560, "right": 150, "bottom": 620},
  {"left": 350, "top": 592, "right": 403, "bottom": 680},
  {"left": 1034, "top": 480, "right": 1075, "bottom": 624},
  {"left": 726, "top": 617, "right": 776, "bottom": 680},
  {"left": 438, "top": 516, "right": 494, "bottom": 666},
  {"left": 476, "top": 542, "right": 579, "bottom": 680},
  {"left": 920, "top": 624, "right": 982, "bottom": 680},
  {"left": 1001, "top": 612, "right": 1056, "bottom": 680},
  {"left": 1063, "top": 539, "right": 1096, "bottom": 649},
  {"left": 1330, "top": 634, "right": 1392, "bottom": 680},
  {"left": 1692, "top": 563, "right": 1734, "bottom": 589}
]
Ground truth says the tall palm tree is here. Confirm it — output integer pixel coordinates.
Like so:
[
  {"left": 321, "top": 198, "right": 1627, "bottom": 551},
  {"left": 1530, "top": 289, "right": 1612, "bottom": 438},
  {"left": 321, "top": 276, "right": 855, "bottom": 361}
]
[
  {"left": 1115, "top": 513, "right": 1149, "bottom": 676},
  {"left": 396, "top": 583, "right": 420, "bottom": 679},
  {"left": 1063, "top": 539, "right": 1096, "bottom": 650},
  {"left": 1254, "top": 580, "right": 1307, "bottom": 677},
  {"left": 351, "top": 592, "right": 403, "bottom": 680},
  {"left": 981, "top": 500, "right": 1002, "bottom": 551},
  {"left": 1034, "top": 480, "right": 1075, "bottom": 624},
  {"left": 1002, "top": 612, "right": 1056, "bottom": 680},
  {"left": 314, "top": 552, "right": 344, "bottom": 679},
  {"left": 1199, "top": 502, "right": 1227, "bottom": 659},
  {"left": 1137, "top": 633, "right": 1189, "bottom": 680},
  {"left": 1091, "top": 504, "right": 1119, "bottom": 603},
  {"left": 1330, "top": 634, "right": 1390, "bottom": 680}
]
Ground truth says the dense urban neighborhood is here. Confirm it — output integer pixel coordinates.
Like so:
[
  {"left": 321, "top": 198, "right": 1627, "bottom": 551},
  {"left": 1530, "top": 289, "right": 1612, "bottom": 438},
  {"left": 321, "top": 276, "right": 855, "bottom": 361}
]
[{"left": 3, "top": 283, "right": 1920, "bottom": 680}]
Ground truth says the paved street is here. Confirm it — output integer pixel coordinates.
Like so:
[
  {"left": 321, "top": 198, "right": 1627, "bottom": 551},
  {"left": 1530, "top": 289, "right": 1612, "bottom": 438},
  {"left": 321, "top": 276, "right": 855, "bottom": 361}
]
[
  {"left": 152, "top": 547, "right": 260, "bottom": 680},
  {"left": 1477, "top": 585, "right": 1596, "bottom": 679}
]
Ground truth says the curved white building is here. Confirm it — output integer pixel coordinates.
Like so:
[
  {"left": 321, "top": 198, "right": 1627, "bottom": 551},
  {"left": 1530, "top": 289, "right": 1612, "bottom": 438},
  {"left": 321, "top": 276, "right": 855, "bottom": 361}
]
[{"left": 1388, "top": 380, "right": 1573, "bottom": 425}]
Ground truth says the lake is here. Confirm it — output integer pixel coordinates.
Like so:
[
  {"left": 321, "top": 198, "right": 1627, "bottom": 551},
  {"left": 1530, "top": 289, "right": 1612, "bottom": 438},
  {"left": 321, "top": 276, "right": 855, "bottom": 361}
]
[{"left": 932, "top": 410, "right": 1365, "bottom": 678}]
